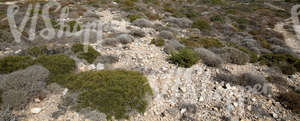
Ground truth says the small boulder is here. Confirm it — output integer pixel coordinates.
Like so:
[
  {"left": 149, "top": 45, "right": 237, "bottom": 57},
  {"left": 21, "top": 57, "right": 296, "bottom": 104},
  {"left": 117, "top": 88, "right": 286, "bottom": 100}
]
[
  {"left": 116, "top": 34, "right": 134, "bottom": 44},
  {"left": 159, "top": 30, "right": 174, "bottom": 40},
  {"left": 130, "top": 29, "right": 146, "bottom": 38},
  {"left": 132, "top": 19, "right": 153, "bottom": 28},
  {"left": 164, "top": 39, "right": 185, "bottom": 54}
]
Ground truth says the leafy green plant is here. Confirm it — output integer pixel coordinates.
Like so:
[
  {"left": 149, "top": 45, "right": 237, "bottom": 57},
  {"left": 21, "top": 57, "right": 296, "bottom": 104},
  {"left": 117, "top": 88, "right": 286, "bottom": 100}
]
[
  {"left": 210, "top": 15, "right": 225, "bottom": 23},
  {"left": 168, "top": 48, "right": 200, "bottom": 68},
  {"left": 35, "top": 54, "right": 76, "bottom": 82},
  {"left": 0, "top": 56, "right": 34, "bottom": 74},
  {"left": 150, "top": 38, "right": 165, "bottom": 47},
  {"left": 27, "top": 45, "right": 48, "bottom": 57},
  {"left": 128, "top": 14, "right": 142, "bottom": 22},
  {"left": 63, "top": 70, "right": 153, "bottom": 119},
  {"left": 192, "top": 19, "right": 211, "bottom": 30},
  {"left": 72, "top": 44, "right": 101, "bottom": 64}
]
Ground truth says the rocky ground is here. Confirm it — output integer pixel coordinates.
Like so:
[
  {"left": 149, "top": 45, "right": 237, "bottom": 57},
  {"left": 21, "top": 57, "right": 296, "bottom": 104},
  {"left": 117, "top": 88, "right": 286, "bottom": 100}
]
[{"left": 0, "top": 0, "right": 300, "bottom": 121}]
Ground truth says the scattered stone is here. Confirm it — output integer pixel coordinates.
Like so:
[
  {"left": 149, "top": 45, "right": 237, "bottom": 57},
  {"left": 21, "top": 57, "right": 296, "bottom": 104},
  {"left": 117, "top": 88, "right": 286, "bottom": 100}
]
[{"left": 31, "top": 108, "right": 42, "bottom": 114}]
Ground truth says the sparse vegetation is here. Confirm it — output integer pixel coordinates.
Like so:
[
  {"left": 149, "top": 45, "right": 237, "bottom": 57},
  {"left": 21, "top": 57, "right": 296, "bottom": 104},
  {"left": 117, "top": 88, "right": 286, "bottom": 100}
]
[
  {"left": 0, "top": 56, "right": 34, "bottom": 74},
  {"left": 72, "top": 44, "right": 101, "bottom": 64},
  {"left": 227, "top": 42, "right": 258, "bottom": 63},
  {"left": 213, "top": 47, "right": 250, "bottom": 65},
  {"left": 150, "top": 38, "right": 165, "bottom": 47},
  {"left": 192, "top": 19, "right": 211, "bottom": 30},
  {"left": 63, "top": 70, "right": 153, "bottom": 119},
  {"left": 180, "top": 37, "right": 224, "bottom": 48},
  {"left": 168, "top": 48, "right": 200, "bottom": 68},
  {"left": 128, "top": 14, "right": 143, "bottom": 22},
  {"left": 258, "top": 54, "right": 300, "bottom": 74},
  {"left": 27, "top": 45, "right": 48, "bottom": 57},
  {"left": 194, "top": 48, "right": 223, "bottom": 67},
  {"left": 278, "top": 91, "right": 300, "bottom": 114}
]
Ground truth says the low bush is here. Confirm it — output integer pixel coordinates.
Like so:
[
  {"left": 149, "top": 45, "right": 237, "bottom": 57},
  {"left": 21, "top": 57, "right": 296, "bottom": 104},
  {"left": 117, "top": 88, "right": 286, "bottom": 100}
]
[
  {"left": 258, "top": 54, "right": 300, "bottom": 74},
  {"left": 238, "top": 73, "right": 268, "bottom": 87},
  {"left": 0, "top": 56, "right": 34, "bottom": 74},
  {"left": 277, "top": 91, "right": 300, "bottom": 114},
  {"left": 62, "top": 70, "right": 153, "bottom": 119},
  {"left": 72, "top": 44, "right": 101, "bottom": 64},
  {"left": 214, "top": 73, "right": 238, "bottom": 84},
  {"left": 36, "top": 54, "right": 76, "bottom": 75},
  {"left": 0, "top": 65, "right": 49, "bottom": 110},
  {"left": 259, "top": 54, "right": 298, "bottom": 66},
  {"left": 238, "top": 73, "right": 272, "bottom": 96},
  {"left": 168, "top": 48, "right": 200, "bottom": 68},
  {"left": 194, "top": 48, "right": 223, "bottom": 67},
  {"left": 227, "top": 42, "right": 258, "bottom": 63},
  {"left": 192, "top": 19, "right": 211, "bottom": 31},
  {"left": 180, "top": 37, "right": 224, "bottom": 48},
  {"left": 35, "top": 54, "right": 76, "bottom": 83},
  {"left": 128, "top": 14, "right": 143, "bottom": 22},
  {"left": 279, "top": 64, "right": 297, "bottom": 75},
  {"left": 213, "top": 47, "right": 250, "bottom": 65},
  {"left": 27, "top": 45, "right": 48, "bottom": 57},
  {"left": 150, "top": 38, "right": 165, "bottom": 47}
]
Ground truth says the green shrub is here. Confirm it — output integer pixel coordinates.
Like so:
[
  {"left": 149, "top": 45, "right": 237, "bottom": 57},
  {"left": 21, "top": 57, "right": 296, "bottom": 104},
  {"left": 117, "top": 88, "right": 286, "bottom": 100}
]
[
  {"left": 128, "top": 14, "right": 142, "bottom": 22},
  {"left": 227, "top": 42, "right": 258, "bottom": 63},
  {"left": 280, "top": 64, "right": 297, "bottom": 75},
  {"left": 150, "top": 38, "right": 165, "bottom": 47},
  {"left": 258, "top": 54, "right": 298, "bottom": 66},
  {"left": 168, "top": 48, "right": 200, "bottom": 68},
  {"left": 0, "top": 56, "right": 34, "bottom": 74},
  {"left": 63, "top": 70, "right": 153, "bottom": 119},
  {"left": 210, "top": 15, "right": 225, "bottom": 23},
  {"left": 259, "top": 54, "right": 300, "bottom": 74},
  {"left": 214, "top": 47, "right": 250, "bottom": 65},
  {"left": 35, "top": 54, "right": 76, "bottom": 82},
  {"left": 71, "top": 44, "right": 101, "bottom": 64},
  {"left": 27, "top": 45, "right": 48, "bottom": 57},
  {"left": 181, "top": 37, "right": 223, "bottom": 48},
  {"left": 192, "top": 19, "right": 211, "bottom": 30}
]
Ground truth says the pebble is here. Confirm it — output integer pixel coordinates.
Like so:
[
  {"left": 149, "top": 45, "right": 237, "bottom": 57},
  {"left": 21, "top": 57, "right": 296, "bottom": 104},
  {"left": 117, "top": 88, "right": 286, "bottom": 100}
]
[
  {"left": 31, "top": 108, "right": 42, "bottom": 114},
  {"left": 96, "top": 63, "right": 105, "bottom": 70},
  {"left": 88, "top": 64, "right": 96, "bottom": 70},
  {"left": 272, "top": 113, "right": 278, "bottom": 119},
  {"left": 180, "top": 108, "right": 186, "bottom": 114},
  {"left": 199, "top": 97, "right": 204, "bottom": 102}
]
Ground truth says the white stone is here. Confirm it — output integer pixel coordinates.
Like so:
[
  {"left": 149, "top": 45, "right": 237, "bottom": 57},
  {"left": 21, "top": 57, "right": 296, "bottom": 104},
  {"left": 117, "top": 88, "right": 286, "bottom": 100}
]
[
  {"left": 31, "top": 108, "right": 42, "bottom": 114},
  {"left": 199, "top": 97, "right": 204, "bottom": 102},
  {"left": 272, "top": 112, "right": 278, "bottom": 119},
  {"left": 15, "top": 49, "right": 22, "bottom": 54},
  {"left": 180, "top": 108, "right": 186, "bottom": 114},
  {"left": 88, "top": 64, "right": 96, "bottom": 70},
  {"left": 63, "top": 88, "right": 68, "bottom": 96},
  {"left": 96, "top": 63, "right": 105, "bottom": 70}
]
